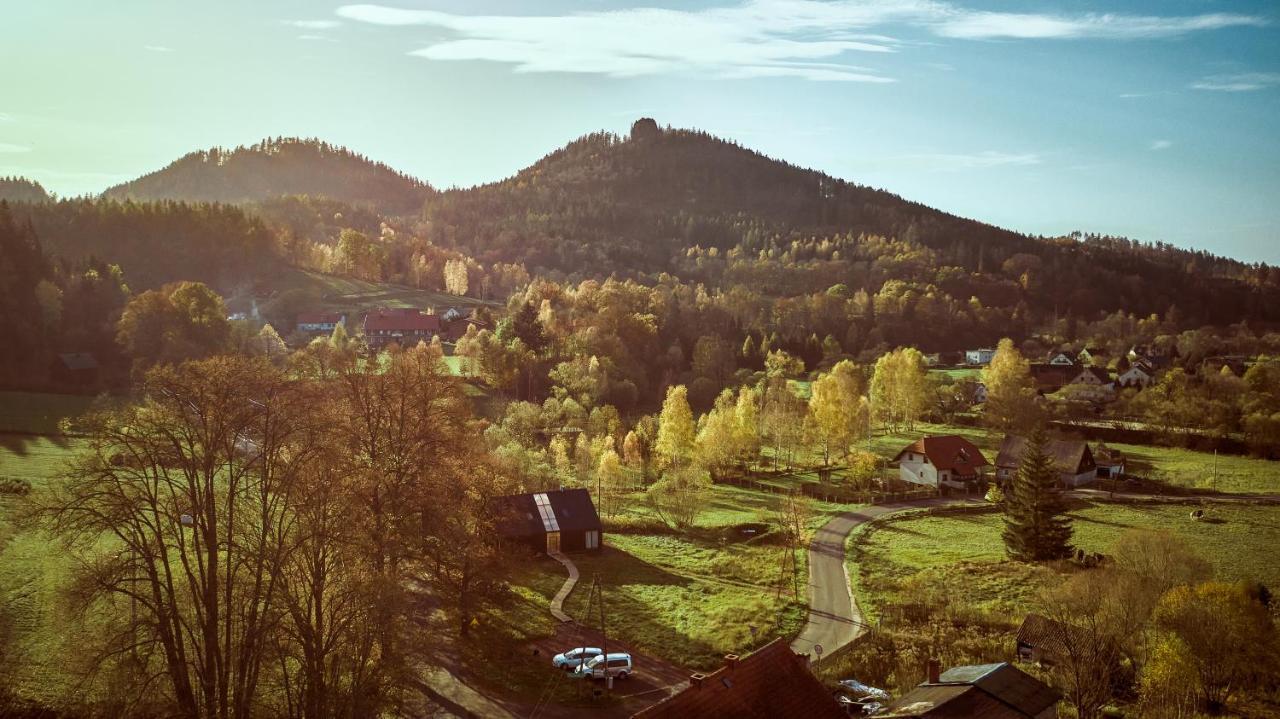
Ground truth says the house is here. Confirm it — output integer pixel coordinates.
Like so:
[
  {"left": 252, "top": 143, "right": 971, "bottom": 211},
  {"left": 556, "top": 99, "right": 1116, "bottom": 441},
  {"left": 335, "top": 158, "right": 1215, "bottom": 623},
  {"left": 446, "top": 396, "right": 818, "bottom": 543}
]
[
  {"left": 1016, "top": 614, "right": 1086, "bottom": 666},
  {"left": 924, "top": 352, "right": 942, "bottom": 367},
  {"left": 53, "top": 352, "right": 99, "bottom": 389},
  {"left": 965, "top": 348, "right": 996, "bottom": 366},
  {"left": 1060, "top": 366, "right": 1114, "bottom": 402},
  {"left": 631, "top": 639, "right": 845, "bottom": 719},
  {"left": 1116, "top": 364, "right": 1153, "bottom": 389},
  {"left": 881, "top": 662, "right": 1060, "bottom": 719},
  {"left": 1077, "top": 346, "right": 1109, "bottom": 366},
  {"left": 996, "top": 435, "right": 1097, "bottom": 487},
  {"left": 362, "top": 308, "right": 442, "bottom": 349},
  {"left": 295, "top": 311, "right": 344, "bottom": 334},
  {"left": 894, "top": 436, "right": 989, "bottom": 490},
  {"left": 1047, "top": 352, "right": 1074, "bottom": 366},
  {"left": 1027, "top": 364, "right": 1074, "bottom": 394},
  {"left": 1092, "top": 444, "right": 1125, "bottom": 478},
  {"left": 492, "top": 488, "right": 601, "bottom": 555}
]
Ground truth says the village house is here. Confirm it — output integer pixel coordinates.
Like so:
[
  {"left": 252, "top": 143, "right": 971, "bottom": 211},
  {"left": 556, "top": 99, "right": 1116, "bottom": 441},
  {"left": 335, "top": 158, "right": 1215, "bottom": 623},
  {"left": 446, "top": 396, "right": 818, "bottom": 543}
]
[
  {"left": 973, "top": 382, "right": 988, "bottom": 404},
  {"left": 1027, "top": 364, "right": 1075, "bottom": 394},
  {"left": 893, "top": 436, "right": 990, "bottom": 490},
  {"left": 881, "top": 661, "right": 1060, "bottom": 719},
  {"left": 295, "top": 311, "right": 344, "bottom": 334},
  {"left": 996, "top": 435, "right": 1097, "bottom": 487},
  {"left": 1016, "top": 614, "right": 1084, "bottom": 665},
  {"left": 1116, "top": 364, "right": 1154, "bottom": 389},
  {"left": 1060, "top": 366, "right": 1115, "bottom": 402},
  {"left": 1092, "top": 444, "right": 1126, "bottom": 478},
  {"left": 965, "top": 348, "right": 996, "bottom": 366},
  {"left": 362, "top": 307, "right": 442, "bottom": 350},
  {"left": 1077, "top": 346, "right": 1109, "bottom": 366},
  {"left": 631, "top": 639, "right": 844, "bottom": 719},
  {"left": 1047, "top": 351, "right": 1075, "bottom": 366},
  {"left": 492, "top": 488, "right": 602, "bottom": 555}
]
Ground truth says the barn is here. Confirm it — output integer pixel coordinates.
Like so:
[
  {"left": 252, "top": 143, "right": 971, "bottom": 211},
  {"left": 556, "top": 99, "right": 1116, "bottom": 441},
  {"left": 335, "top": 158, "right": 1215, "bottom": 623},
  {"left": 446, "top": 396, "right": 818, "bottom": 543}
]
[{"left": 492, "top": 488, "right": 602, "bottom": 555}]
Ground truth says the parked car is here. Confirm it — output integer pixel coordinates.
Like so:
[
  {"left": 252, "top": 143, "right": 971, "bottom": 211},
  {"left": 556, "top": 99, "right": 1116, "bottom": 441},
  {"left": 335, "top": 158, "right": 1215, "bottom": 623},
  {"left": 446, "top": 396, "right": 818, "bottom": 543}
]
[
  {"left": 836, "top": 694, "right": 884, "bottom": 716},
  {"left": 572, "top": 652, "right": 633, "bottom": 680},
  {"left": 836, "top": 679, "right": 889, "bottom": 701},
  {"left": 552, "top": 647, "right": 603, "bottom": 670}
]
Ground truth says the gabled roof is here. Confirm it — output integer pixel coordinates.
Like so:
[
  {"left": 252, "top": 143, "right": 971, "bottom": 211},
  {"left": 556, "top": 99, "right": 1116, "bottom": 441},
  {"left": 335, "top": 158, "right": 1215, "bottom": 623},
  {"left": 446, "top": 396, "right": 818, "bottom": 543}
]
[
  {"left": 363, "top": 308, "right": 442, "bottom": 332},
  {"left": 1071, "top": 366, "right": 1113, "bottom": 384},
  {"left": 894, "top": 435, "right": 989, "bottom": 476},
  {"left": 1028, "top": 363, "right": 1074, "bottom": 390},
  {"left": 631, "top": 639, "right": 844, "bottom": 719},
  {"left": 1017, "top": 613, "right": 1088, "bottom": 657},
  {"left": 996, "top": 435, "right": 1094, "bottom": 475},
  {"left": 883, "top": 663, "right": 1059, "bottom": 718},
  {"left": 492, "top": 488, "right": 601, "bottom": 538}
]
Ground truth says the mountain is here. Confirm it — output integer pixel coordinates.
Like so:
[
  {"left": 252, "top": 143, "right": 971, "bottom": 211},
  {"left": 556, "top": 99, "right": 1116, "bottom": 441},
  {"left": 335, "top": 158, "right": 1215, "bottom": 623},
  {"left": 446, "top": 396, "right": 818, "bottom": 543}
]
[
  {"left": 0, "top": 176, "right": 51, "bottom": 203},
  {"left": 102, "top": 138, "right": 433, "bottom": 215},
  {"left": 423, "top": 120, "right": 1278, "bottom": 325}
]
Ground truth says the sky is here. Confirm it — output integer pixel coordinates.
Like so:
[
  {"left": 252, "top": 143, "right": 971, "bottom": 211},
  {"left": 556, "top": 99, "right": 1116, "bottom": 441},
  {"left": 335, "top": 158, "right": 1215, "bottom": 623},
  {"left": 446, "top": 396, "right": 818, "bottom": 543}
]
[{"left": 2, "top": 0, "right": 1278, "bottom": 263}]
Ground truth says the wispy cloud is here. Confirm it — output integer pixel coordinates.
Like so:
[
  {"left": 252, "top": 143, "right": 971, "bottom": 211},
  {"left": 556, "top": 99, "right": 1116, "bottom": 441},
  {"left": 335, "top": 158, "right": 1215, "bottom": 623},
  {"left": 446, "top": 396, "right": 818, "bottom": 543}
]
[
  {"left": 286, "top": 20, "right": 341, "bottom": 30},
  {"left": 1150, "top": 139, "right": 1172, "bottom": 151},
  {"left": 903, "top": 150, "right": 1042, "bottom": 171},
  {"left": 334, "top": 1, "right": 1265, "bottom": 82},
  {"left": 0, "top": 142, "right": 33, "bottom": 153},
  {"left": 1191, "top": 72, "right": 1280, "bottom": 92},
  {"left": 297, "top": 34, "right": 336, "bottom": 42},
  {"left": 144, "top": 45, "right": 174, "bottom": 53}
]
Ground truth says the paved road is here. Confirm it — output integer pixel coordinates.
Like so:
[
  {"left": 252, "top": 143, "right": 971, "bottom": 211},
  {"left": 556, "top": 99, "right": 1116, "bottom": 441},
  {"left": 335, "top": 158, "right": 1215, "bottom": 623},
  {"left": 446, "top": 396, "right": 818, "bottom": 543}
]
[{"left": 790, "top": 498, "right": 980, "bottom": 660}]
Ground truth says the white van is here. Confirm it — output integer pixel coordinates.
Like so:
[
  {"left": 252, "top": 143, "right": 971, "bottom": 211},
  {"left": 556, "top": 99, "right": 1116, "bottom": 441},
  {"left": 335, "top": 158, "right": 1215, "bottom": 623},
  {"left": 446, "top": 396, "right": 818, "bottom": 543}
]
[
  {"left": 573, "top": 652, "right": 633, "bottom": 680},
  {"left": 552, "top": 647, "right": 602, "bottom": 670}
]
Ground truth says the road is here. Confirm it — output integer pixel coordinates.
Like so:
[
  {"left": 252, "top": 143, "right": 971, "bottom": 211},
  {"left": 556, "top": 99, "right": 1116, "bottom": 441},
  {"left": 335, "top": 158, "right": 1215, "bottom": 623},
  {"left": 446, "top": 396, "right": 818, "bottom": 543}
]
[{"left": 790, "top": 498, "right": 980, "bottom": 660}]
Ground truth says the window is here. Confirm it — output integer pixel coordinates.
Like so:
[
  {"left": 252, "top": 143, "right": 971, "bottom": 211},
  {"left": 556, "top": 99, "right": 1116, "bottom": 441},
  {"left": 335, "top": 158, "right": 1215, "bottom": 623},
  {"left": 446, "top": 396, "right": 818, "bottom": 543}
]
[{"left": 533, "top": 493, "right": 560, "bottom": 532}]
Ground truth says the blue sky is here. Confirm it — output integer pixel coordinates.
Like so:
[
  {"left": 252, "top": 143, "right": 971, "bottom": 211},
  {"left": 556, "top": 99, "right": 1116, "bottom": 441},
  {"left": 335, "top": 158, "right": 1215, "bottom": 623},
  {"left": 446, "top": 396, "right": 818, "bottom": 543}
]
[{"left": 2, "top": 0, "right": 1278, "bottom": 263}]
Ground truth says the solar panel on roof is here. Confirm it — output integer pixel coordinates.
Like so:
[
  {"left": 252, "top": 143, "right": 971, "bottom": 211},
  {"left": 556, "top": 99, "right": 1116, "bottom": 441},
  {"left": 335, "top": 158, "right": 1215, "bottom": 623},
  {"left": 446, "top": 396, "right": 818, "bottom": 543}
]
[{"left": 533, "top": 493, "right": 560, "bottom": 532}]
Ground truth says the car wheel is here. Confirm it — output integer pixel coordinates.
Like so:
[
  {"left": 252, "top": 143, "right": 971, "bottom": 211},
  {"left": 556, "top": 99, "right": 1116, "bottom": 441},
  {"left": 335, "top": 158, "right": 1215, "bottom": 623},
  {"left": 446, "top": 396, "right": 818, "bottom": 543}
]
[{"left": 619, "top": 671, "right": 630, "bottom": 680}]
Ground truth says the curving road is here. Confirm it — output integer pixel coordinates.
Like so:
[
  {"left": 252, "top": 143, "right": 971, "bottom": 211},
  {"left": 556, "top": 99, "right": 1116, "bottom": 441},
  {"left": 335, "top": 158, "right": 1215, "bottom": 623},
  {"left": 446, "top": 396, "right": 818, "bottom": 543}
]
[{"left": 790, "top": 498, "right": 980, "bottom": 661}]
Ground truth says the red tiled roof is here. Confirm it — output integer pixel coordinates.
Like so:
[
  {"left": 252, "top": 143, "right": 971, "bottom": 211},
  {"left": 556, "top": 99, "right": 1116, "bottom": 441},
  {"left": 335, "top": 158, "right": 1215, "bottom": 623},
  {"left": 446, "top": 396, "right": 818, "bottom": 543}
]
[
  {"left": 363, "top": 308, "right": 441, "bottom": 332},
  {"left": 630, "top": 639, "right": 844, "bottom": 719},
  {"left": 893, "top": 436, "right": 989, "bottom": 476},
  {"left": 296, "top": 312, "right": 343, "bottom": 325}
]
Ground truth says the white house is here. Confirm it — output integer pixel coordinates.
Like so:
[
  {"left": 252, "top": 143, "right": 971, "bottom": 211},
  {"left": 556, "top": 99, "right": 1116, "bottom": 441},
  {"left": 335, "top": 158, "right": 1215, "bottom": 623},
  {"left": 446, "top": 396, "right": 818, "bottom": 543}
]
[
  {"left": 965, "top": 348, "right": 996, "bottom": 366},
  {"left": 1048, "top": 352, "right": 1075, "bottom": 366},
  {"left": 1117, "top": 365, "right": 1154, "bottom": 389},
  {"left": 893, "top": 435, "right": 990, "bottom": 490}
]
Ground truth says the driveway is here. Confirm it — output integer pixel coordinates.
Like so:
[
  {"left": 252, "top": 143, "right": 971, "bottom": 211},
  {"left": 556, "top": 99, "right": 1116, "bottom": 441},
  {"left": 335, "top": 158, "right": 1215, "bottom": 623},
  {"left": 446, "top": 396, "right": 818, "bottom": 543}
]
[{"left": 790, "top": 497, "right": 981, "bottom": 660}]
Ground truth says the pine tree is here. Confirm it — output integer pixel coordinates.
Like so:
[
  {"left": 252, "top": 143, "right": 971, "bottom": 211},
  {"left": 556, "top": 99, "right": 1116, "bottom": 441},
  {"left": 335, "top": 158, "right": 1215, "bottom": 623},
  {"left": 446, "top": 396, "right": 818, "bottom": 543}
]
[{"left": 1002, "top": 427, "right": 1073, "bottom": 561}]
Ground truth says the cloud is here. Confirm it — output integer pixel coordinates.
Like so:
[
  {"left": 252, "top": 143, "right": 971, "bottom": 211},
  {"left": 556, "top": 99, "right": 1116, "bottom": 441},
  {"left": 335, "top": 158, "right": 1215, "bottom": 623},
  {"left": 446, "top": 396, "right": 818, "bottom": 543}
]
[
  {"left": 144, "top": 45, "right": 174, "bottom": 52},
  {"left": 903, "top": 150, "right": 1042, "bottom": 171},
  {"left": 334, "top": 1, "right": 1265, "bottom": 82},
  {"left": 0, "top": 143, "right": 33, "bottom": 153},
  {"left": 0, "top": 113, "right": 13, "bottom": 123},
  {"left": 297, "top": 34, "right": 336, "bottom": 42},
  {"left": 1150, "top": 139, "right": 1172, "bottom": 151},
  {"left": 1191, "top": 72, "right": 1280, "bottom": 92},
  {"left": 286, "top": 20, "right": 341, "bottom": 30}
]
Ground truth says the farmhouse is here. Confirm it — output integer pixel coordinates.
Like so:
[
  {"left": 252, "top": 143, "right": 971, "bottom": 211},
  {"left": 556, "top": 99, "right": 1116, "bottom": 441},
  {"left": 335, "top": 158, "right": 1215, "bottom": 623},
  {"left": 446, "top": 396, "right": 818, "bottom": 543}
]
[
  {"left": 362, "top": 307, "right": 442, "bottom": 349},
  {"left": 965, "top": 348, "right": 996, "bottom": 366},
  {"left": 1046, "top": 351, "right": 1075, "bottom": 366},
  {"left": 1061, "top": 366, "right": 1115, "bottom": 401},
  {"left": 1027, "top": 364, "right": 1075, "bottom": 394},
  {"left": 1116, "top": 364, "right": 1153, "bottom": 388},
  {"left": 881, "top": 662, "right": 1060, "bottom": 718},
  {"left": 492, "top": 488, "right": 601, "bottom": 555},
  {"left": 631, "top": 639, "right": 844, "bottom": 719},
  {"left": 996, "top": 435, "right": 1097, "bottom": 487},
  {"left": 295, "top": 311, "right": 344, "bottom": 334},
  {"left": 894, "top": 435, "right": 989, "bottom": 490}
]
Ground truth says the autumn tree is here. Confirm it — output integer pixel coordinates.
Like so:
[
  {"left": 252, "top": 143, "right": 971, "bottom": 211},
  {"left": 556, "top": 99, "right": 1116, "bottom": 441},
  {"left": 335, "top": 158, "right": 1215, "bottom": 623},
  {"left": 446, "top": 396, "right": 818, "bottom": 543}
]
[
  {"left": 646, "top": 466, "right": 712, "bottom": 529},
  {"left": 655, "top": 384, "right": 696, "bottom": 468},
  {"left": 1001, "top": 427, "right": 1073, "bottom": 561},
  {"left": 983, "top": 338, "right": 1038, "bottom": 430},
  {"left": 810, "top": 359, "right": 868, "bottom": 464},
  {"left": 116, "top": 281, "right": 231, "bottom": 371},
  {"left": 869, "top": 347, "right": 928, "bottom": 432},
  {"left": 595, "top": 448, "right": 627, "bottom": 517}
]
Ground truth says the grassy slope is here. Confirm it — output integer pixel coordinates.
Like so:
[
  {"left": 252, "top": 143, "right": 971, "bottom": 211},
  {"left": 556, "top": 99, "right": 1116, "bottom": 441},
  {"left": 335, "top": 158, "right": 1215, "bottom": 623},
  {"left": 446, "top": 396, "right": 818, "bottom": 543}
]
[
  {"left": 273, "top": 268, "right": 496, "bottom": 312},
  {"left": 852, "top": 500, "right": 1280, "bottom": 621}
]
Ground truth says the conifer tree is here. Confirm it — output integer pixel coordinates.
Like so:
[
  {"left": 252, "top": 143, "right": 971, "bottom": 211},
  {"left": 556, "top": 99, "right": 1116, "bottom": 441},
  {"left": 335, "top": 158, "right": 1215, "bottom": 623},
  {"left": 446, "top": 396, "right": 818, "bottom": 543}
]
[{"left": 1002, "top": 427, "right": 1073, "bottom": 561}]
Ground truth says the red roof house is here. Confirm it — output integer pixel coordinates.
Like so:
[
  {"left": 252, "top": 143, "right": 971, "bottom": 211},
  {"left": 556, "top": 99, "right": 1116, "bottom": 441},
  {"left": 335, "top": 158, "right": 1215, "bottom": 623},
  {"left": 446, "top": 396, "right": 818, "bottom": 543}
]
[
  {"left": 893, "top": 435, "right": 990, "bottom": 489},
  {"left": 630, "top": 639, "right": 844, "bottom": 719},
  {"left": 362, "top": 308, "right": 442, "bottom": 349}
]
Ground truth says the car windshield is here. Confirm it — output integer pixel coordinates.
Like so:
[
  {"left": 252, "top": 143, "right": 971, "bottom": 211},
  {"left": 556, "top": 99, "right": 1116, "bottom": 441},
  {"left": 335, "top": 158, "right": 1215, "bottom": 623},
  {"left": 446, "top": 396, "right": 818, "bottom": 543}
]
[{"left": 584, "top": 656, "right": 604, "bottom": 668}]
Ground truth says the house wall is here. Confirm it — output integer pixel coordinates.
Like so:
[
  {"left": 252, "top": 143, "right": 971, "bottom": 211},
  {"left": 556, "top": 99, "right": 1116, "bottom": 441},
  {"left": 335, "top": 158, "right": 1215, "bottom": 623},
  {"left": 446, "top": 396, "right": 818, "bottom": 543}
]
[
  {"left": 899, "top": 458, "right": 938, "bottom": 487},
  {"left": 1060, "top": 469, "right": 1097, "bottom": 487}
]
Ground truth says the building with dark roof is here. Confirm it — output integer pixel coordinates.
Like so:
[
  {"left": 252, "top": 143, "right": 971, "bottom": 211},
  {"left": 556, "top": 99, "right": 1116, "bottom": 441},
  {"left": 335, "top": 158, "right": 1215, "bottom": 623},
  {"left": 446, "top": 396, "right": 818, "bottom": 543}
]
[
  {"left": 996, "top": 435, "right": 1097, "bottom": 488},
  {"left": 631, "top": 639, "right": 845, "bottom": 719},
  {"left": 882, "top": 662, "right": 1059, "bottom": 718},
  {"left": 52, "top": 352, "right": 100, "bottom": 389},
  {"left": 492, "top": 488, "right": 601, "bottom": 554},
  {"left": 893, "top": 435, "right": 989, "bottom": 490},
  {"left": 362, "top": 308, "right": 442, "bottom": 349}
]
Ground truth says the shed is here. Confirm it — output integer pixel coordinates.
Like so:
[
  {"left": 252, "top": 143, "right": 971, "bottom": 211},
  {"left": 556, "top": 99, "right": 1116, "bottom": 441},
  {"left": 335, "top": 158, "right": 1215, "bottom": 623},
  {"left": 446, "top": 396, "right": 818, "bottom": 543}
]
[
  {"left": 996, "top": 435, "right": 1096, "bottom": 488},
  {"left": 53, "top": 352, "right": 100, "bottom": 389},
  {"left": 492, "top": 488, "right": 601, "bottom": 554},
  {"left": 882, "top": 662, "right": 1059, "bottom": 719}
]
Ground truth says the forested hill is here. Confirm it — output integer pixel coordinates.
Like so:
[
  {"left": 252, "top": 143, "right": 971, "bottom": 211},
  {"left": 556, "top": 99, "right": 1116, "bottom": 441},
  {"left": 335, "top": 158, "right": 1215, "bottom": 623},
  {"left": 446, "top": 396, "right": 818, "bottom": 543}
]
[
  {"left": 102, "top": 138, "right": 434, "bottom": 215},
  {"left": 0, "top": 176, "right": 50, "bottom": 203},
  {"left": 424, "top": 119, "right": 1279, "bottom": 325}
]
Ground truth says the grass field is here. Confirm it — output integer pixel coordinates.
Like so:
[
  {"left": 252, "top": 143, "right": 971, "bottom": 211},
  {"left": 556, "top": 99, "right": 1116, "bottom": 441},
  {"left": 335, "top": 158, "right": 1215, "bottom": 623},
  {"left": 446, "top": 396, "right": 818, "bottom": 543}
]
[
  {"left": 273, "top": 268, "right": 497, "bottom": 312},
  {"left": 0, "top": 391, "right": 102, "bottom": 435},
  {"left": 930, "top": 367, "right": 983, "bottom": 381},
  {"left": 851, "top": 499, "right": 1280, "bottom": 621}
]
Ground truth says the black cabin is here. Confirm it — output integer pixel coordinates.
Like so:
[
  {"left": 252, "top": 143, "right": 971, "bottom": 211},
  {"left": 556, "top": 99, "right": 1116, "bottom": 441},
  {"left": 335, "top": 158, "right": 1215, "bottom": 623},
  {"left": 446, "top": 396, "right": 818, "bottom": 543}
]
[{"left": 492, "top": 488, "right": 602, "bottom": 554}]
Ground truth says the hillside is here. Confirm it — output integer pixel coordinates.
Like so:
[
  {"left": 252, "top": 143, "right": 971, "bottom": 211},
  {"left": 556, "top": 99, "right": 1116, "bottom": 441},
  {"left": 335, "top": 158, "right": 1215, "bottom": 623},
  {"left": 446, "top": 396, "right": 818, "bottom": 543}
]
[
  {"left": 423, "top": 120, "right": 1279, "bottom": 325},
  {"left": 0, "top": 176, "right": 50, "bottom": 203},
  {"left": 102, "top": 138, "right": 433, "bottom": 215}
]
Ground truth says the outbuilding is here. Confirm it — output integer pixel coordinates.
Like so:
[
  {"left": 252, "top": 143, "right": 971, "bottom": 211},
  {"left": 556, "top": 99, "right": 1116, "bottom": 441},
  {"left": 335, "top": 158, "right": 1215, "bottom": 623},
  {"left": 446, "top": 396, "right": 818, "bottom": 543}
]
[{"left": 492, "top": 488, "right": 602, "bottom": 555}]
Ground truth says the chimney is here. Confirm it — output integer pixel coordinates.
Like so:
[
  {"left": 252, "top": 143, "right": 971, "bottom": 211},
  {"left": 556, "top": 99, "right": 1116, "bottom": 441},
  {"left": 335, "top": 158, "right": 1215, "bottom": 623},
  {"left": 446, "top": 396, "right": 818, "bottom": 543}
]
[
  {"left": 927, "top": 658, "right": 941, "bottom": 684},
  {"left": 690, "top": 672, "right": 707, "bottom": 689},
  {"left": 723, "top": 653, "right": 739, "bottom": 670}
]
